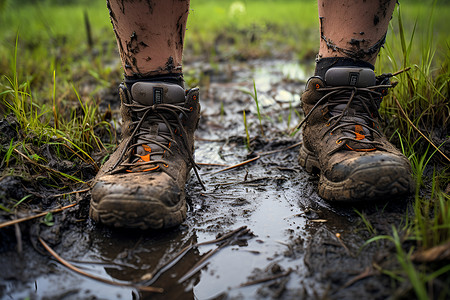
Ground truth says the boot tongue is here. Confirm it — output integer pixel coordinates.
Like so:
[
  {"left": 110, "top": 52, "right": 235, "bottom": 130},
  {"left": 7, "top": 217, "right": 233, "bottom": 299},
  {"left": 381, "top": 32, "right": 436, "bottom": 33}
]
[
  {"left": 129, "top": 82, "right": 186, "bottom": 169},
  {"left": 325, "top": 67, "right": 377, "bottom": 150},
  {"left": 131, "top": 82, "right": 185, "bottom": 105},
  {"left": 324, "top": 67, "right": 376, "bottom": 88}
]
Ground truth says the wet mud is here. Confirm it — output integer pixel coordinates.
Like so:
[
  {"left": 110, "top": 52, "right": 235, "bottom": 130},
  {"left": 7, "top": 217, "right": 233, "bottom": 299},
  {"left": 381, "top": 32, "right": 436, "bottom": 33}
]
[{"left": 1, "top": 60, "right": 418, "bottom": 299}]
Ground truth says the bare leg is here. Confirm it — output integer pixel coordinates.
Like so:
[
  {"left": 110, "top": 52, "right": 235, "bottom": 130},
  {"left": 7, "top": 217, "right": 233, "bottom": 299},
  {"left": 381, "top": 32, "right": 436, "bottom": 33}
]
[
  {"left": 315, "top": 0, "right": 396, "bottom": 76},
  {"left": 107, "top": 0, "right": 189, "bottom": 78},
  {"left": 318, "top": 0, "right": 396, "bottom": 65}
]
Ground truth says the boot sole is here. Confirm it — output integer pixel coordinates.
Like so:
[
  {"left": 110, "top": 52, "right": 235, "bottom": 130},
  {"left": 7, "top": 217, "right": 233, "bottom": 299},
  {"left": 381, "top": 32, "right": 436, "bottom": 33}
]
[
  {"left": 89, "top": 195, "right": 186, "bottom": 230},
  {"left": 299, "top": 144, "right": 412, "bottom": 202}
]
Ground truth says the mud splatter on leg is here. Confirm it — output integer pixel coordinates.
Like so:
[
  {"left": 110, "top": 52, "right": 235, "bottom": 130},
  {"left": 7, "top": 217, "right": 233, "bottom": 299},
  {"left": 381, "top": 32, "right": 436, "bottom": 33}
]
[
  {"left": 107, "top": 0, "right": 190, "bottom": 77},
  {"left": 317, "top": 0, "right": 396, "bottom": 65}
]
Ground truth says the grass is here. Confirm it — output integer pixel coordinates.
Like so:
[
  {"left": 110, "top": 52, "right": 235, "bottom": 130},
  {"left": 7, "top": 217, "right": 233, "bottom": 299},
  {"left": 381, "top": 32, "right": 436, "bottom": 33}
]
[
  {"left": 243, "top": 110, "right": 251, "bottom": 150},
  {"left": 0, "top": 0, "right": 449, "bottom": 298},
  {"left": 240, "top": 80, "right": 265, "bottom": 138},
  {"left": 366, "top": 229, "right": 429, "bottom": 300},
  {"left": 186, "top": 0, "right": 319, "bottom": 60},
  {"left": 0, "top": 25, "right": 116, "bottom": 204},
  {"left": 361, "top": 3, "right": 450, "bottom": 296},
  {"left": 376, "top": 2, "right": 450, "bottom": 250},
  {"left": 2, "top": 37, "right": 112, "bottom": 166},
  {"left": 378, "top": 5, "right": 450, "bottom": 162}
]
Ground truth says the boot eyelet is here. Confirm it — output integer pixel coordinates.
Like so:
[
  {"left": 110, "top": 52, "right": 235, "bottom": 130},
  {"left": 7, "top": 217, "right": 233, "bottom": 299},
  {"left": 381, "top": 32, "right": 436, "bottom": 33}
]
[
  {"left": 315, "top": 83, "right": 320, "bottom": 89},
  {"left": 336, "top": 140, "right": 342, "bottom": 144},
  {"left": 326, "top": 122, "right": 331, "bottom": 127},
  {"left": 163, "top": 164, "right": 169, "bottom": 168}
]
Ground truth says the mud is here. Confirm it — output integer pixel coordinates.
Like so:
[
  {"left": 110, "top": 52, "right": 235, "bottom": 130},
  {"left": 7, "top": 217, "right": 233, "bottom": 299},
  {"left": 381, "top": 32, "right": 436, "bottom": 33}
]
[{"left": 0, "top": 60, "right": 424, "bottom": 299}]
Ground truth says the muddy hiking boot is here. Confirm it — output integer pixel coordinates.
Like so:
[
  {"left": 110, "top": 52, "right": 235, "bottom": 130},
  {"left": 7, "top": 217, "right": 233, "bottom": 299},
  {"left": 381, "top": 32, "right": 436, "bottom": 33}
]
[
  {"left": 90, "top": 80, "right": 202, "bottom": 229},
  {"left": 298, "top": 66, "right": 414, "bottom": 202}
]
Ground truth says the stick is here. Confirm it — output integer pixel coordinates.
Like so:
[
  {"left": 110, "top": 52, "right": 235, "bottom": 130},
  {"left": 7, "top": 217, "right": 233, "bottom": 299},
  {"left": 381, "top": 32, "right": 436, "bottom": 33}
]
[
  {"left": 197, "top": 162, "right": 230, "bottom": 167},
  {"left": 177, "top": 228, "right": 251, "bottom": 283},
  {"left": 205, "top": 141, "right": 302, "bottom": 176},
  {"left": 239, "top": 269, "right": 292, "bottom": 287},
  {"left": 335, "top": 233, "right": 354, "bottom": 257},
  {"left": 392, "top": 67, "right": 411, "bottom": 76},
  {"left": 39, "top": 237, "right": 163, "bottom": 293},
  {"left": 50, "top": 188, "right": 91, "bottom": 198},
  {"left": 141, "top": 226, "right": 249, "bottom": 285},
  {"left": 208, "top": 155, "right": 260, "bottom": 175},
  {"left": 342, "top": 266, "right": 374, "bottom": 289},
  {"left": 0, "top": 202, "right": 78, "bottom": 229}
]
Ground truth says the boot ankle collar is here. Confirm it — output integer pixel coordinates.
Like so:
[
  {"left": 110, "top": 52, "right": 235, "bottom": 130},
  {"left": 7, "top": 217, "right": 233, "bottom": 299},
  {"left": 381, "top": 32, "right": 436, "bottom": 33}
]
[
  {"left": 315, "top": 57, "right": 374, "bottom": 79},
  {"left": 124, "top": 74, "right": 185, "bottom": 89}
]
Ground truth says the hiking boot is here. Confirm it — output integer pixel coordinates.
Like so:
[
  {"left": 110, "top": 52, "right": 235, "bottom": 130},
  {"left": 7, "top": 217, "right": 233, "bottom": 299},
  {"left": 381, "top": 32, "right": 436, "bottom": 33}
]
[
  {"left": 298, "top": 67, "right": 413, "bottom": 202},
  {"left": 90, "top": 81, "right": 201, "bottom": 229}
]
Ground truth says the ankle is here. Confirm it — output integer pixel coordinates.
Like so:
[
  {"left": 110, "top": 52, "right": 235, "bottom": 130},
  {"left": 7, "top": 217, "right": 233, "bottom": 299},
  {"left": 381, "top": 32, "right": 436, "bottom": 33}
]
[
  {"left": 124, "top": 73, "right": 185, "bottom": 89},
  {"left": 314, "top": 57, "right": 374, "bottom": 79}
]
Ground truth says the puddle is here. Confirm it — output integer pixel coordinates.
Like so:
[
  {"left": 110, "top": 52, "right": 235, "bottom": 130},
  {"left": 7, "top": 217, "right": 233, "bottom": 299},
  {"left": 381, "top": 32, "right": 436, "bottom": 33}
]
[{"left": 189, "top": 166, "right": 309, "bottom": 298}]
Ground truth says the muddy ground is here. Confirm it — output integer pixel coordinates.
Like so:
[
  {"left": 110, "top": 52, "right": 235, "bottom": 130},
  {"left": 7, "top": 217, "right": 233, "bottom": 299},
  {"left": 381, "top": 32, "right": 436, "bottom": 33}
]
[{"left": 0, "top": 60, "right": 426, "bottom": 299}]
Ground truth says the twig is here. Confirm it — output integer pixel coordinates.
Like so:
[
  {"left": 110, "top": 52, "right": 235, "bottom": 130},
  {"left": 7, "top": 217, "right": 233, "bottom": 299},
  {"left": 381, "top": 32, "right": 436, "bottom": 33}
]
[
  {"left": 310, "top": 219, "right": 328, "bottom": 223},
  {"left": 394, "top": 96, "right": 449, "bottom": 162},
  {"left": 208, "top": 155, "right": 261, "bottom": 175},
  {"left": 341, "top": 266, "right": 375, "bottom": 289},
  {"left": 178, "top": 228, "right": 251, "bottom": 283},
  {"left": 141, "top": 226, "right": 249, "bottom": 285},
  {"left": 0, "top": 202, "right": 78, "bottom": 229},
  {"left": 258, "top": 141, "right": 302, "bottom": 156},
  {"left": 335, "top": 233, "right": 354, "bottom": 257},
  {"left": 50, "top": 188, "right": 91, "bottom": 198},
  {"left": 411, "top": 240, "right": 450, "bottom": 262},
  {"left": 140, "top": 244, "right": 193, "bottom": 284},
  {"left": 392, "top": 67, "right": 411, "bottom": 76},
  {"left": 216, "top": 176, "right": 271, "bottom": 186},
  {"left": 239, "top": 269, "right": 292, "bottom": 287},
  {"left": 38, "top": 237, "right": 163, "bottom": 293},
  {"left": 205, "top": 141, "right": 302, "bottom": 176},
  {"left": 197, "top": 162, "right": 230, "bottom": 167},
  {"left": 176, "top": 248, "right": 215, "bottom": 284},
  {"left": 195, "top": 137, "right": 227, "bottom": 142}
]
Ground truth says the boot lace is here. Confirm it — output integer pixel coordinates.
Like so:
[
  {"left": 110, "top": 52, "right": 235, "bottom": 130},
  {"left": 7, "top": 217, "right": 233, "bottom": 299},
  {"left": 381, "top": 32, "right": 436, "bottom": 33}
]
[
  {"left": 296, "top": 77, "right": 394, "bottom": 154},
  {"left": 109, "top": 101, "right": 204, "bottom": 188}
]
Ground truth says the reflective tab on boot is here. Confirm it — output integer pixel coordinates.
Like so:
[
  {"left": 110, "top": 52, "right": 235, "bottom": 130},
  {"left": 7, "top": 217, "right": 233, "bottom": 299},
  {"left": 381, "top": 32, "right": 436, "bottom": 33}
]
[
  {"left": 325, "top": 67, "right": 376, "bottom": 88},
  {"left": 131, "top": 82, "right": 185, "bottom": 105}
]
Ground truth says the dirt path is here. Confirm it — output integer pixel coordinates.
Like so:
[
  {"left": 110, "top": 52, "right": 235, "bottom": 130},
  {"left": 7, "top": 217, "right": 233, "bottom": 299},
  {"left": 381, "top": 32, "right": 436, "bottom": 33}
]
[{"left": 1, "top": 60, "right": 412, "bottom": 299}]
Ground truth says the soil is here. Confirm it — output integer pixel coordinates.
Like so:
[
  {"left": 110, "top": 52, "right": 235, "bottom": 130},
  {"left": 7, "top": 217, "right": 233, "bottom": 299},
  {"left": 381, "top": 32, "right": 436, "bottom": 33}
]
[{"left": 0, "top": 59, "right": 424, "bottom": 299}]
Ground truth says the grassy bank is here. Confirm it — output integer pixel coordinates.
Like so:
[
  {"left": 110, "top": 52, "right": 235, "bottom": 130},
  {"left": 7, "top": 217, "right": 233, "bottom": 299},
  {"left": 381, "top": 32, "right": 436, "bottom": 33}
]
[{"left": 0, "top": 0, "right": 449, "bottom": 298}]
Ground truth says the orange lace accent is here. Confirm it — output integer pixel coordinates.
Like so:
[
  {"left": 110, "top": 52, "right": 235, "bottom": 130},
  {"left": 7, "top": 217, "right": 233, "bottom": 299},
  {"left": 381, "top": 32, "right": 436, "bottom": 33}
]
[
  {"left": 354, "top": 125, "right": 365, "bottom": 140},
  {"left": 139, "top": 153, "right": 151, "bottom": 162},
  {"left": 126, "top": 145, "right": 160, "bottom": 172}
]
